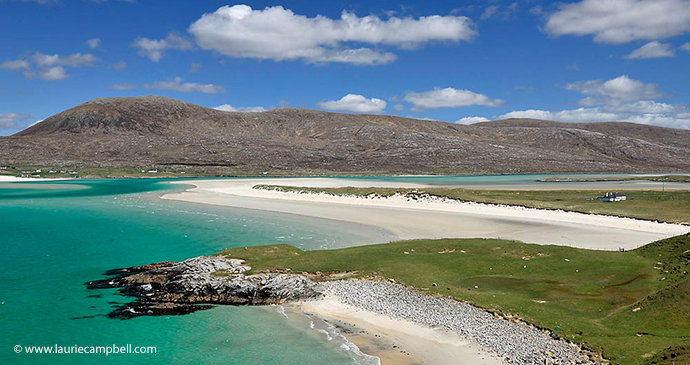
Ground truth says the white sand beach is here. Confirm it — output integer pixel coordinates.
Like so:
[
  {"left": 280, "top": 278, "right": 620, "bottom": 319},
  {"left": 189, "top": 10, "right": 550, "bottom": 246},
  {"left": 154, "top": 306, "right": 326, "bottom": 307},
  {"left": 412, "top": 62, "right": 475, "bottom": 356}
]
[
  {"left": 162, "top": 178, "right": 689, "bottom": 250},
  {"left": 0, "top": 176, "right": 36, "bottom": 182},
  {"left": 0, "top": 176, "right": 69, "bottom": 182},
  {"left": 294, "top": 295, "right": 505, "bottom": 365}
]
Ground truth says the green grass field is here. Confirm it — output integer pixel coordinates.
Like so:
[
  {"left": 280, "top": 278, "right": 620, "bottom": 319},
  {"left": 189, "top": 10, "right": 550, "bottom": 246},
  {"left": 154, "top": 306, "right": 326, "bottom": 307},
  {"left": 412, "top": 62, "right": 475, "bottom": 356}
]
[
  {"left": 255, "top": 185, "right": 690, "bottom": 224},
  {"left": 218, "top": 234, "right": 690, "bottom": 365}
]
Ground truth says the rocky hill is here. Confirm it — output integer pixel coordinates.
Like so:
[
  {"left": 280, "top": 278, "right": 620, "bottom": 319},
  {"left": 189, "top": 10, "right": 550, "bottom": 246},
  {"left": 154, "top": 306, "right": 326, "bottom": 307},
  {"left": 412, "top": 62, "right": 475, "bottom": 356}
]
[{"left": 2, "top": 96, "right": 689, "bottom": 174}]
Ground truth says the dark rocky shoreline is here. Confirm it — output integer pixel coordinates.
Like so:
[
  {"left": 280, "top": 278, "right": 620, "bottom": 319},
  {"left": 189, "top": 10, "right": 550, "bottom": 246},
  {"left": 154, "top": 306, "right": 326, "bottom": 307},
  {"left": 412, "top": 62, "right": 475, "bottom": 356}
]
[{"left": 86, "top": 256, "right": 321, "bottom": 319}]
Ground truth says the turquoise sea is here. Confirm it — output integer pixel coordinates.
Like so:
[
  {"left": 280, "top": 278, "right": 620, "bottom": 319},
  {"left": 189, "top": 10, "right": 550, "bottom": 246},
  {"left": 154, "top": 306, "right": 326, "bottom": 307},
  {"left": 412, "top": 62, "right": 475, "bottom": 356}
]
[
  {"left": 0, "top": 174, "right": 683, "bottom": 364},
  {"left": 0, "top": 179, "right": 389, "bottom": 365}
]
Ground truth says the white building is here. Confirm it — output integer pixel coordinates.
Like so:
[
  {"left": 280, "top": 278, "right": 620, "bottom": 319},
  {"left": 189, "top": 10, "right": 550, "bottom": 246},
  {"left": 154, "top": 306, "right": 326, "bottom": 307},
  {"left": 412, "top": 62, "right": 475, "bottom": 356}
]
[{"left": 598, "top": 192, "right": 627, "bottom": 202}]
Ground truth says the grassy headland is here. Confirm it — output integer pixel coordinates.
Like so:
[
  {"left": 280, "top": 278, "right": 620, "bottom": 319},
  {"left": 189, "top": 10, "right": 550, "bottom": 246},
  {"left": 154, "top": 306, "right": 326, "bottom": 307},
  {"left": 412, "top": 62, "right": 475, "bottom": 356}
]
[
  {"left": 218, "top": 234, "right": 690, "bottom": 365},
  {"left": 255, "top": 185, "right": 690, "bottom": 224}
]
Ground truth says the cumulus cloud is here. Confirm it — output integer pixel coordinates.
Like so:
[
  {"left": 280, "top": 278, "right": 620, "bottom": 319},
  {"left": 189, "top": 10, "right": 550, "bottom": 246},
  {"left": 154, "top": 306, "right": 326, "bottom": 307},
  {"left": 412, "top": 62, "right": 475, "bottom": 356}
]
[
  {"left": 0, "top": 113, "right": 31, "bottom": 130},
  {"left": 39, "top": 66, "right": 68, "bottom": 80},
  {"left": 188, "top": 4, "right": 476, "bottom": 65},
  {"left": 682, "top": 42, "right": 690, "bottom": 52},
  {"left": 404, "top": 87, "right": 503, "bottom": 112},
  {"left": 625, "top": 41, "right": 675, "bottom": 59},
  {"left": 86, "top": 38, "right": 101, "bottom": 49},
  {"left": 456, "top": 116, "right": 490, "bottom": 124},
  {"left": 109, "top": 83, "right": 138, "bottom": 90},
  {"left": 213, "top": 104, "right": 267, "bottom": 112},
  {"left": 499, "top": 105, "right": 690, "bottom": 128},
  {"left": 565, "top": 75, "right": 661, "bottom": 106},
  {"left": 0, "top": 59, "right": 30, "bottom": 71},
  {"left": 499, "top": 108, "right": 619, "bottom": 122},
  {"left": 545, "top": 0, "right": 690, "bottom": 43},
  {"left": 1, "top": 52, "right": 96, "bottom": 81},
  {"left": 133, "top": 33, "right": 193, "bottom": 62},
  {"left": 144, "top": 77, "right": 225, "bottom": 94},
  {"left": 318, "top": 94, "right": 387, "bottom": 113},
  {"left": 499, "top": 74, "right": 690, "bottom": 128}
]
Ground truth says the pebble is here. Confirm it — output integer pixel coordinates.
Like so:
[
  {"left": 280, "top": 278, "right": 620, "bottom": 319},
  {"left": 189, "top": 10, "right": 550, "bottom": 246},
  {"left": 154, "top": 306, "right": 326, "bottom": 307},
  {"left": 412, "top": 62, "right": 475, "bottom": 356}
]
[{"left": 320, "top": 280, "right": 594, "bottom": 365}]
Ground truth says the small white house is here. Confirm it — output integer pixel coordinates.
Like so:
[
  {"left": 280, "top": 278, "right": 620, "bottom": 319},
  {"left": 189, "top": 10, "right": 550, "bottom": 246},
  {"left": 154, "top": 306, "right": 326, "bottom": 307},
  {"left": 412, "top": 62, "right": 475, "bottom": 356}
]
[
  {"left": 148, "top": 169, "right": 158, "bottom": 173},
  {"left": 598, "top": 192, "right": 627, "bottom": 202}
]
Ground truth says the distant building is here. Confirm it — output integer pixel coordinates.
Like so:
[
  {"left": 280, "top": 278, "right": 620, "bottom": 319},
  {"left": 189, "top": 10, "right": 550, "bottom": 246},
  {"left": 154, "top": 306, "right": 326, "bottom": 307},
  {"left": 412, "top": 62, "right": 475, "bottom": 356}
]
[
  {"left": 598, "top": 192, "right": 627, "bottom": 202},
  {"left": 148, "top": 169, "right": 158, "bottom": 173}
]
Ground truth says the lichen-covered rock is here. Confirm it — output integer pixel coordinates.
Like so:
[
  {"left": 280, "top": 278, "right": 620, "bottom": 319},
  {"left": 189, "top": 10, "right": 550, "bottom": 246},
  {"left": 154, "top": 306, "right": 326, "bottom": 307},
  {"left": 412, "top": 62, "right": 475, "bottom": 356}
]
[{"left": 87, "top": 256, "right": 321, "bottom": 319}]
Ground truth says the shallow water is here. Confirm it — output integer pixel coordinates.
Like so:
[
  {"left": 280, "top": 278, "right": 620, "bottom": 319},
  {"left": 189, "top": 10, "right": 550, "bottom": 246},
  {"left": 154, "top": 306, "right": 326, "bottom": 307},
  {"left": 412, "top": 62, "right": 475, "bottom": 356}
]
[{"left": 0, "top": 179, "right": 389, "bottom": 365}]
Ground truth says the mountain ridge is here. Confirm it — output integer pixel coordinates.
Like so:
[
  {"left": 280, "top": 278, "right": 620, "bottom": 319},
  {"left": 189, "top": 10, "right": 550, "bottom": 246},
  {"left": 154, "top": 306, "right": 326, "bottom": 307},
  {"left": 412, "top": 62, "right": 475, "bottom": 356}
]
[{"left": 3, "top": 96, "right": 690, "bottom": 175}]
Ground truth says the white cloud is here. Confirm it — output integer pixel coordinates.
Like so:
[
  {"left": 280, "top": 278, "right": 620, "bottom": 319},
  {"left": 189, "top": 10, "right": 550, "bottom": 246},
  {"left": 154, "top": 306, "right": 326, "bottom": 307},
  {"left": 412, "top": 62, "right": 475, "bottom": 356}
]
[
  {"left": 109, "top": 83, "right": 138, "bottom": 90},
  {"left": 479, "top": 3, "right": 519, "bottom": 21},
  {"left": 392, "top": 103, "right": 404, "bottom": 111},
  {"left": 624, "top": 41, "right": 675, "bottom": 59},
  {"left": 144, "top": 77, "right": 225, "bottom": 94},
  {"left": 113, "top": 60, "right": 127, "bottom": 71},
  {"left": 1, "top": 52, "right": 96, "bottom": 81},
  {"left": 545, "top": 0, "right": 690, "bottom": 43},
  {"left": 190, "top": 62, "right": 202, "bottom": 73},
  {"left": 31, "top": 52, "right": 97, "bottom": 67},
  {"left": 0, "top": 113, "right": 30, "bottom": 130},
  {"left": 456, "top": 116, "right": 489, "bottom": 124},
  {"left": 499, "top": 75, "right": 689, "bottom": 129},
  {"left": 317, "top": 94, "right": 387, "bottom": 113},
  {"left": 0, "top": 59, "right": 30, "bottom": 70},
  {"left": 133, "top": 33, "right": 192, "bottom": 62},
  {"left": 86, "top": 38, "right": 101, "bottom": 49},
  {"left": 499, "top": 108, "right": 619, "bottom": 122},
  {"left": 499, "top": 102, "right": 690, "bottom": 129},
  {"left": 480, "top": 6, "right": 499, "bottom": 20},
  {"left": 682, "top": 42, "right": 690, "bottom": 52},
  {"left": 188, "top": 4, "right": 476, "bottom": 65},
  {"left": 404, "top": 87, "right": 503, "bottom": 112},
  {"left": 565, "top": 75, "right": 661, "bottom": 106},
  {"left": 213, "top": 104, "right": 267, "bottom": 112},
  {"left": 39, "top": 66, "right": 68, "bottom": 80}
]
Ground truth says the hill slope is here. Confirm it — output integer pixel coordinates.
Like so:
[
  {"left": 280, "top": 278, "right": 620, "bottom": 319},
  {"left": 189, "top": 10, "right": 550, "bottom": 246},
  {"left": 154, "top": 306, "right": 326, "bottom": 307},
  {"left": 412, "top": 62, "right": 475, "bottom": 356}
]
[{"left": 2, "top": 96, "right": 690, "bottom": 174}]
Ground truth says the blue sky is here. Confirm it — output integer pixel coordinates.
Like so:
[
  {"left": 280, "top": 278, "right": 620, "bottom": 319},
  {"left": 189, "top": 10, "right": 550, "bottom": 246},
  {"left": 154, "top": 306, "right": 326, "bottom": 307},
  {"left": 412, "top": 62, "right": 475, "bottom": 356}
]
[{"left": 1, "top": 0, "right": 690, "bottom": 135}]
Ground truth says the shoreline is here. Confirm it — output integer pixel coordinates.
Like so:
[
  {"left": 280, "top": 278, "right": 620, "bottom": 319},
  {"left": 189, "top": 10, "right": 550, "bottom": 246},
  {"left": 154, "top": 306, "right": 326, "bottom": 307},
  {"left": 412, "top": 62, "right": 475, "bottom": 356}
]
[
  {"left": 292, "top": 295, "right": 506, "bottom": 365},
  {"left": 291, "top": 280, "right": 597, "bottom": 365},
  {"left": 0, "top": 176, "right": 70, "bottom": 182},
  {"left": 161, "top": 178, "right": 689, "bottom": 250}
]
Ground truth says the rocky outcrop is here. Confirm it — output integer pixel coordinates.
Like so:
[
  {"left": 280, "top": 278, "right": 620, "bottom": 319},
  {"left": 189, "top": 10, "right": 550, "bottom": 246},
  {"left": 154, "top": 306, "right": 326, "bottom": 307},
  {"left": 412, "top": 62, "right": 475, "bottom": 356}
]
[{"left": 87, "top": 256, "right": 321, "bottom": 319}]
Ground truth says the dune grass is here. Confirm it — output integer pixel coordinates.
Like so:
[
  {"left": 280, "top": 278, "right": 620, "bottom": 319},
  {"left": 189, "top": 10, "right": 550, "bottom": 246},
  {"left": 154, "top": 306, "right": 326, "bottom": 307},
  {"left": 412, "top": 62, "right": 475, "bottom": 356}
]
[
  {"left": 218, "top": 234, "right": 690, "bottom": 365},
  {"left": 254, "top": 185, "right": 690, "bottom": 224}
]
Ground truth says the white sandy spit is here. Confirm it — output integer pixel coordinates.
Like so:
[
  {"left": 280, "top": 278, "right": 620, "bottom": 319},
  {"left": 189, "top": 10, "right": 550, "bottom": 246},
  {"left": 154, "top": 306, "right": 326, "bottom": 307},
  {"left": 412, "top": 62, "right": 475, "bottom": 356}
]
[{"left": 162, "top": 178, "right": 689, "bottom": 250}]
